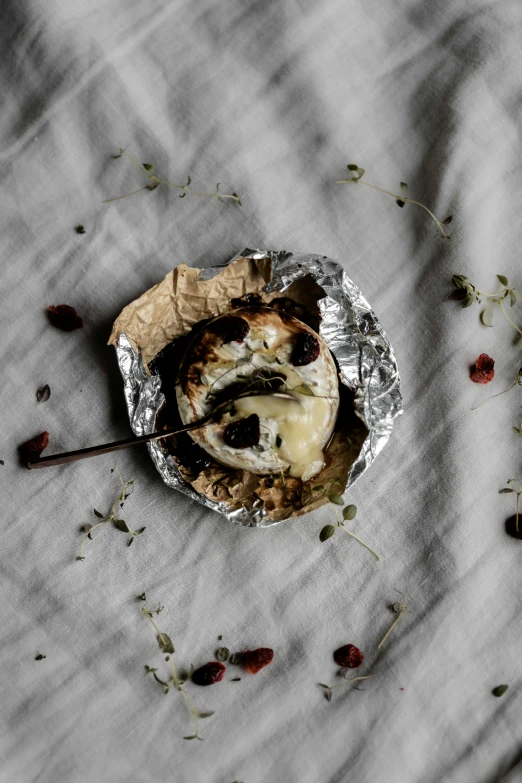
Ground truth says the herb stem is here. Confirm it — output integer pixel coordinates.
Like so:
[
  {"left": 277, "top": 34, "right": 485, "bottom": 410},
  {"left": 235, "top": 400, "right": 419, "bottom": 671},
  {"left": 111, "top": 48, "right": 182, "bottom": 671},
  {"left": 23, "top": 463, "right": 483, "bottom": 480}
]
[
  {"left": 331, "top": 673, "right": 375, "bottom": 691},
  {"left": 335, "top": 179, "right": 449, "bottom": 238},
  {"left": 77, "top": 520, "right": 107, "bottom": 559},
  {"left": 142, "top": 608, "right": 162, "bottom": 638},
  {"left": 472, "top": 380, "right": 518, "bottom": 411},
  {"left": 122, "top": 150, "right": 149, "bottom": 172},
  {"left": 377, "top": 605, "right": 406, "bottom": 650},
  {"left": 158, "top": 179, "right": 239, "bottom": 202},
  {"left": 343, "top": 528, "right": 381, "bottom": 561},
  {"left": 500, "top": 300, "right": 522, "bottom": 336},
  {"left": 103, "top": 186, "right": 150, "bottom": 203}
]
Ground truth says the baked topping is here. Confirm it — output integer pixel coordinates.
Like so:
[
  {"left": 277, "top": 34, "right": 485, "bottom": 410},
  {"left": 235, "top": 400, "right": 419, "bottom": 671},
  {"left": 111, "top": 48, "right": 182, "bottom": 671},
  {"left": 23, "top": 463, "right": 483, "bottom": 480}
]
[
  {"left": 290, "top": 332, "right": 320, "bottom": 367},
  {"left": 207, "top": 315, "right": 250, "bottom": 344},
  {"left": 223, "top": 414, "right": 261, "bottom": 449}
]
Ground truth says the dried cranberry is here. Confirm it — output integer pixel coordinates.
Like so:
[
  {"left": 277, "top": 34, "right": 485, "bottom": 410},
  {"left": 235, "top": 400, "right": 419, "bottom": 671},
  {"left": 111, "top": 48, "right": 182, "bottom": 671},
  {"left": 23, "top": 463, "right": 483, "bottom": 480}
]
[
  {"left": 223, "top": 414, "right": 260, "bottom": 448},
  {"left": 208, "top": 315, "right": 249, "bottom": 344},
  {"left": 291, "top": 332, "right": 320, "bottom": 366},
  {"left": 242, "top": 648, "right": 274, "bottom": 674},
  {"left": 191, "top": 661, "right": 226, "bottom": 686},
  {"left": 333, "top": 644, "right": 363, "bottom": 669},
  {"left": 470, "top": 353, "right": 495, "bottom": 384},
  {"left": 47, "top": 305, "right": 84, "bottom": 331},
  {"left": 22, "top": 431, "right": 49, "bottom": 463}
]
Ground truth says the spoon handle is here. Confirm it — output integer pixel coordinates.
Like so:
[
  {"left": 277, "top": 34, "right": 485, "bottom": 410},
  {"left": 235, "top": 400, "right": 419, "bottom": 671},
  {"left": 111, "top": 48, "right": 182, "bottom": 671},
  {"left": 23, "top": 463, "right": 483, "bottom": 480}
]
[{"left": 26, "top": 421, "right": 202, "bottom": 470}]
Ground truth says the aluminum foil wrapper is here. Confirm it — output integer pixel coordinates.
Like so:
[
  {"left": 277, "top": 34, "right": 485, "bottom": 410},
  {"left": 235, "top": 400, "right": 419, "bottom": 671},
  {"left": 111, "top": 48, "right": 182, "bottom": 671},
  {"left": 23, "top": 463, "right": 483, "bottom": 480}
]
[{"left": 115, "top": 249, "right": 402, "bottom": 527}]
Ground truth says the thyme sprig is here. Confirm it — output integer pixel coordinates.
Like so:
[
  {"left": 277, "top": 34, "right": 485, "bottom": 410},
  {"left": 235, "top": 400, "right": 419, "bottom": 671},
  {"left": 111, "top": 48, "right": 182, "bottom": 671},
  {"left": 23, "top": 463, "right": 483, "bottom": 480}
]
[
  {"left": 377, "top": 600, "right": 408, "bottom": 649},
  {"left": 500, "top": 479, "right": 522, "bottom": 535},
  {"left": 449, "top": 273, "right": 522, "bottom": 336},
  {"left": 141, "top": 600, "right": 213, "bottom": 741},
  {"left": 336, "top": 164, "right": 452, "bottom": 239},
  {"left": 317, "top": 489, "right": 381, "bottom": 561},
  {"left": 105, "top": 150, "right": 241, "bottom": 206},
  {"left": 76, "top": 466, "right": 144, "bottom": 561}
]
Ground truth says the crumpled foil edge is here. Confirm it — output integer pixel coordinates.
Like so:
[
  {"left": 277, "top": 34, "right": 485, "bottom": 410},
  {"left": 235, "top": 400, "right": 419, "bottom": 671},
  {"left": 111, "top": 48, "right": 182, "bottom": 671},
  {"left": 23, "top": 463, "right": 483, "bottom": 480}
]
[{"left": 115, "top": 249, "right": 403, "bottom": 527}]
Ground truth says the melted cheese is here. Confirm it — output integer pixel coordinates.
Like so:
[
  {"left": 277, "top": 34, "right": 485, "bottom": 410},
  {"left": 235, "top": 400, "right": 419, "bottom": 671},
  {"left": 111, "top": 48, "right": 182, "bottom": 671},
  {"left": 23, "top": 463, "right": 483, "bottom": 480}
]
[{"left": 234, "top": 393, "right": 332, "bottom": 479}]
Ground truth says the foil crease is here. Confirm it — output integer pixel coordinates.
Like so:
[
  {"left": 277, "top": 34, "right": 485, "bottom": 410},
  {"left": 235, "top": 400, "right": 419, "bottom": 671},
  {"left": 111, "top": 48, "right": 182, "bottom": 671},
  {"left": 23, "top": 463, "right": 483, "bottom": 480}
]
[{"left": 115, "top": 249, "right": 402, "bottom": 527}]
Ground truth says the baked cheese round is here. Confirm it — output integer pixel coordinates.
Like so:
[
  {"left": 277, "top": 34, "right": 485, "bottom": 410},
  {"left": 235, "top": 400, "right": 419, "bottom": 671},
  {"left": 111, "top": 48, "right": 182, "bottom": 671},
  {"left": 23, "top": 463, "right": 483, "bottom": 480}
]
[{"left": 175, "top": 307, "right": 340, "bottom": 480}]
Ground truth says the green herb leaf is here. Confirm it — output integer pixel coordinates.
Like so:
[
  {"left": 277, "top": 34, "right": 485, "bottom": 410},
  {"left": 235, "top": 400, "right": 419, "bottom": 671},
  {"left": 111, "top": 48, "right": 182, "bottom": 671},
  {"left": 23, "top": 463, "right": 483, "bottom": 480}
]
[
  {"left": 452, "top": 274, "right": 468, "bottom": 287},
  {"left": 136, "top": 527, "right": 146, "bottom": 534},
  {"left": 0, "top": 460, "right": 4, "bottom": 465},
  {"left": 253, "top": 445, "right": 265, "bottom": 452},
  {"left": 347, "top": 164, "right": 365, "bottom": 180},
  {"left": 197, "top": 711, "right": 215, "bottom": 719},
  {"left": 263, "top": 340, "right": 269, "bottom": 349},
  {"left": 275, "top": 435, "right": 282, "bottom": 448},
  {"left": 36, "top": 384, "right": 51, "bottom": 403},
  {"left": 343, "top": 504, "right": 357, "bottom": 521},
  {"left": 146, "top": 181, "right": 160, "bottom": 191},
  {"left": 499, "top": 488, "right": 515, "bottom": 493},
  {"left": 127, "top": 536, "right": 134, "bottom": 547},
  {"left": 75, "top": 225, "right": 86, "bottom": 234},
  {"left": 217, "top": 635, "right": 222, "bottom": 641},
  {"left": 400, "top": 182, "right": 408, "bottom": 194},
  {"left": 35, "top": 652, "right": 46, "bottom": 660},
  {"left": 76, "top": 556, "right": 85, "bottom": 561},
  {"left": 492, "top": 684, "right": 509, "bottom": 697},
  {"left": 216, "top": 647, "right": 230, "bottom": 662},
  {"left": 293, "top": 383, "right": 314, "bottom": 396},
  {"left": 320, "top": 524, "right": 336, "bottom": 542},
  {"left": 93, "top": 509, "right": 104, "bottom": 518},
  {"left": 328, "top": 493, "right": 344, "bottom": 505},
  {"left": 144, "top": 665, "right": 157, "bottom": 674},
  {"left": 137, "top": 593, "right": 147, "bottom": 601},
  {"left": 442, "top": 215, "right": 453, "bottom": 225},
  {"left": 480, "top": 306, "right": 494, "bottom": 327},
  {"left": 183, "top": 734, "right": 202, "bottom": 741},
  {"left": 113, "top": 519, "right": 130, "bottom": 532},
  {"left": 497, "top": 275, "right": 509, "bottom": 287},
  {"left": 158, "top": 633, "right": 174, "bottom": 654},
  {"left": 229, "top": 652, "right": 244, "bottom": 665},
  {"left": 142, "top": 163, "right": 154, "bottom": 171},
  {"left": 312, "top": 485, "right": 325, "bottom": 492},
  {"left": 396, "top": 199, "right": 405, "bottom": 208}
]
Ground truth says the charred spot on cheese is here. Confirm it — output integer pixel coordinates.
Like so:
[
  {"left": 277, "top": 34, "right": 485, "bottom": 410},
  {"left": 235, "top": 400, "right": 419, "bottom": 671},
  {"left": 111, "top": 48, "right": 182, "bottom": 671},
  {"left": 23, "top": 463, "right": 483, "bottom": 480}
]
[
  {"left": 223, "top": 414, "right": 261, "bottom": 448},
  {"left": 291, "top": 332, "right": 320, "bottom": 366},
  {"left": 269, "top": 296, "right": 307, "bottom": 323},
  {"left": 231, "top": 292, "right": 264, "bottom": 309},
  {"left": 207, "top": 315, "right": 250, "bottom": 344}
]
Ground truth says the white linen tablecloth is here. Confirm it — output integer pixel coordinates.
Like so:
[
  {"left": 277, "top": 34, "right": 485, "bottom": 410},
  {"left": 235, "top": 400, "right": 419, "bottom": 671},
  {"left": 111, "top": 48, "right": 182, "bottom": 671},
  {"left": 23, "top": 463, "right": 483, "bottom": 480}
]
[{"left": 1, "top": 1, "right": 522, "bottom": 781}]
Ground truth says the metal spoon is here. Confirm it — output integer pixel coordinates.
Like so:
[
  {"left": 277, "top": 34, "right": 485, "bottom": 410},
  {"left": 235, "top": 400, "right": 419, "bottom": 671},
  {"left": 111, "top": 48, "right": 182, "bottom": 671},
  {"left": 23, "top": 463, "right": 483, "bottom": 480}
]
[{"left": 26, "top": 391, "right": 299, "bottom": 470}]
